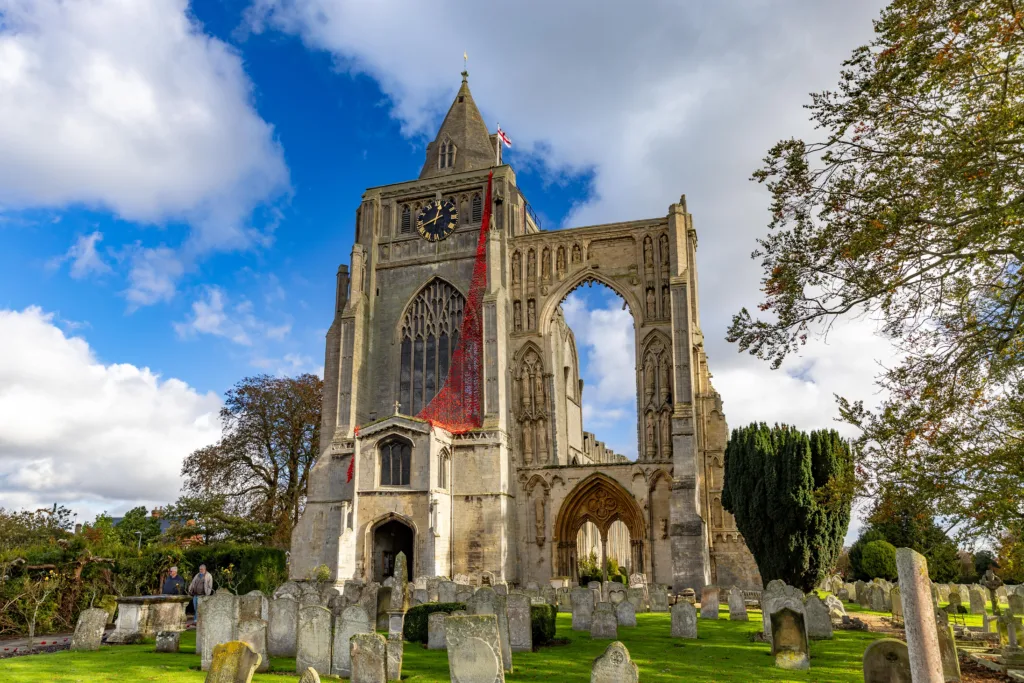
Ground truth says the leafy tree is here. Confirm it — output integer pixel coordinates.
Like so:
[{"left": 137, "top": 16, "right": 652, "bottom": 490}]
[
  {"left": 112, "top": 507, "right": 162, "bottom": 549},
  {"left": 974, "top": 549, "right": 997, "bottom": 576},
  {"left": 959, "top": 550, "right": 980, "bottom": 583},
  {"left": 722, "top": 423, "right": 854, "bottom": 591},
  {"left": 863, "top": 487, "right": 962, "bottom": 582},
  {"left": 996, "top": 525, "right": 1024, "bottom": 583},
  {"left": 727, "top": 0, "right": 1024, "bottom": 541},
  {"left": 0, "top": 505, "right": 73, "bottom": 551},
  {"left": 180, "top": 374, "right": 322, "bottom": 547},
  {"left": 848, "top": 529, "right": 887, "bottom": 581},
  {"left": 861, "top": 540, "right": 898, "bottom": 581},
  {"left": 160, "top": 495, "right": 275, "bottom": 546}
]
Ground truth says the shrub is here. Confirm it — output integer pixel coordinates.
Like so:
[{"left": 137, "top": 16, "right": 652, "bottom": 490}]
[
  {"left": 531, "top": 603, "right": 557, "bottom": 646},
  {"left": 402, "top": 602, "right": 466, "bottom": 643},
  {"left": 860, "top": 540, "right": 898, "bottom": 580}
]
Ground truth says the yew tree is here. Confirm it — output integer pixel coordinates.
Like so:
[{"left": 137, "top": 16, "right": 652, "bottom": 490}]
[
  {"left": 722, "top": 423, "right": 854, "bottom": 591},
  {"left": 728, "top": 0, "right": 1024, "bottom": 539}
]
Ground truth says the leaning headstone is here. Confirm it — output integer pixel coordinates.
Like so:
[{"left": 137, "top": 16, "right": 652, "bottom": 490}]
[
  {"left": 804, "top": 594, "right": 833, "bottom": 639},
  {"left": 615, "top": 600, "right": 636, "bottom": 627},
  {"left": 728, "top": 587, "right": 748, "bottom": 621},
  {"left": 70, "top": 608, "right": 108, "bottom": 651},
  {"left": 296, "top": 605, "right": 332, "bottom": 676},
  {"left": 332, "top": 605, "right": 371, "bottom": 677},
  {"left": 670, "top": 601, "right": 697, "bottom": 639},
  {"left": 506, "top": 594, "right": 532, "bottom": 653},
  {"left": 862, "top": 638, "right": 912, "bottom": 683},
  {"left": 648, "top": 585, "right": 669, "bottom": 612},
  {"left": 200, "top": 591, "right": 237, "bottom": 671},
  {"left": 770, "top": 607, "right": 809, "bottom": 670},
  {"left": 156, "top": 630, "right": 181, "bottom": 653},
  {"left": 298, "top": 668, "right": 321, "bottom": 683},
  {"left": 700, "top": 586, "right": 720, "bottom": 620},
  {"left": 591, "top": 603, "right": 618, "bottom": 639},
  {"left": 268, "top": 595, "right": 299, "bottom": 657},
  {"left": 428, "top": 611, "right": 448, "bottom": 650},
  {"left": 896, "top": 548, "right": 944, "bottom": 683},
  {"left": 590, "top": 640, "right": 639, "bottom": 683},
  {"left": 571, "top": 587, "right": 595, "bottom": 631},
  {"left": 934, "top": 610, "right": 961, "bottom": 683},
  {"left": 386, "top": 635, "right": 403, "bottom": 681},
  {"left": 825, "top": 594, "right": 847, "bottom": 620},
  {"left": 444, "top": 614, "right": 505, "bottom": 683},
  {"left": 236, "top": 619, "right": 270, "bottom": 673},
  {"left": 969, "top": 588, "right": 986, "bottom": 615},
  {"left": 206, "top": 640, "right": 262, "bottom": 683},
  {"left": 350, "top": 632, "right": 386, "bottom": 683}
]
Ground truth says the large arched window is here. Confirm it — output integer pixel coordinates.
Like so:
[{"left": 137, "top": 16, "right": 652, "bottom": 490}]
[
  {"left": 437, "top": 449, "right": 450, "bottom": 489},
  {"left": 380, "top": 438, "right": 412, "bottom": 486},
  {"left": 399, "top": 279, "right": 465, "bottom": 413}
]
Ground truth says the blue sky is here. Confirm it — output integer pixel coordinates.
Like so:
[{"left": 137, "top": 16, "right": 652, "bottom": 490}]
[{"left": 0, "top": 0, "right": 894, "bottom": 543}]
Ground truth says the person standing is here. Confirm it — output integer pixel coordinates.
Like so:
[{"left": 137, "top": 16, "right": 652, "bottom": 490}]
[
  {"left": 188, "top": 564, "right": 214, "bottom": 620},
  {"left": 161, "top": 566, "right": 185, "bottom": 595}
]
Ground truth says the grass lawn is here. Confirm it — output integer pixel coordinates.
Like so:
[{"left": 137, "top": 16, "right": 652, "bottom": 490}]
[{"left": 0, "top": 608, "right": 891, "bottom": 682}]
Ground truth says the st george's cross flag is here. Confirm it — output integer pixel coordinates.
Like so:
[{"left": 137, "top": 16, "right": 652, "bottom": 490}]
[{"left": 496, "top": 124, "right": 512, "bottom": 148}]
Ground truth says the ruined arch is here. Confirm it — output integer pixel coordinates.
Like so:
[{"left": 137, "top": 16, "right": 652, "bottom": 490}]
[
  {"left": 539, "top": 270, "right": 643, "bottom": 335},
  {"left": 554, "top": 473, "right": 647, "bottom": 579}
]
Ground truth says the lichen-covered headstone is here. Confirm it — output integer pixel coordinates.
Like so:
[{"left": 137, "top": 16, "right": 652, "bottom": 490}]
[
  {"left": 947, "top": 592, "right": 962, "bottom": 612},
  {"left": 804, "top": 594, "right": 833, "bottom": 639},
  {"left": 615, "top": 600, "right": 636, "bottom": 627},
  {"left": 896, "top": 548, "right": 944, "bottom": 683},
  {"left": 386, "top": 634, "right": 403, "bottom": 681},
  {"left": 71, "top": 608, "right": 108, "bottom": 651},
  {"left": 296, "top": 605, "right": 332, "bottom": 676},
  {"left": 205, "top": 640, "right": 262, "bottom": 683},
  {"left": 445, "top": 614, "right": 505, "bottom": 683},
  {"left": 969, "top": 588, "right": 986, "bottom": 615},
  {"left": 728, "top": 587, "right": 748, "bottom": 621},
  {"left": 625, "top": 587, "right": 646, "bottom": 613},
  {"left": 156, "top": 630, "right": 181, "bottom": 653},
  {"left": 428, "top": 611, "right": 448, "bottom": 650},
  {"left": 350, "top": 632, "right": 386, "bottom": 683},
  {"left": 200, "top": 591, "right": 237, "bottom": 671},
  {"left": 298, "top": 667, "right": 321, "bottom": 683},
  {"left": 237, "top": 591, "right": 267, "bottom": 622},
  {"left": 590, "top": 640, "right": 639, "bottom": 683},
  {"left": 760, "top": 580, "right": 805, "bottom": 642},
  {"left": 934, "top": 610, "right": 961, "bottom": 683},
  {"left": 332, "top": 605, "right": 371, "bottom": 677},
  {"left": 439, "top": 580, "right": 457, "bottom": 604},
  {"left": 268, "top": 595, "right": 298, "bottom": 657},
  {"left": 590, "top": 603, "right": 617, "bottom": 640},
  {"left": 392, "top": 552, "right": 409, "bottom": 611},
  {"left": 236, "top": 619, "right": 269, "bottom": 673},
  {"left": 506, "top": 594, "right": 532, "bottom": 653},
  {"left": 670, "top": 601, "right": 697, "bottom": 639},
  {"left": 770, "top": 607, "right": 809, "bottom": 670},
  {"left": 571, "top": 587, "right": 595, "bottom": 631},
  {"left": 648, "top": 585, "right": 669, "bottom": 612},
  {"left": 862, "top": 638, "right": 912, "bottom": 683},
  {"left": 700, "top": 586, "right": 720, "bottom": 620}
]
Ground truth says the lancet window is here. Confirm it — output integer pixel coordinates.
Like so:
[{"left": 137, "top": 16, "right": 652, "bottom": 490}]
[
  {"left": 399, "top": 279, "right": 465, "bottom": 414},
  {"left": 380, "top": 438, "right": 412, "bottom": 486}
]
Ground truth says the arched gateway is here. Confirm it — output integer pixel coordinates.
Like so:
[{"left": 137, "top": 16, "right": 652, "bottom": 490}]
[{"left": 288, "top": 71, "right": 763, "bottom": 591}]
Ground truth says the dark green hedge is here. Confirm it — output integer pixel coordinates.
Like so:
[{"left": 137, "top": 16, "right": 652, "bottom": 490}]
[
  {"left": 531, "top": 603, "right": 557, "bottom": 646},
  {"left": 180, "top": 544, "right": 286, "bottom": 595},
  {"left": 403, "top": 602, "right": 466, "bottom": 643}
]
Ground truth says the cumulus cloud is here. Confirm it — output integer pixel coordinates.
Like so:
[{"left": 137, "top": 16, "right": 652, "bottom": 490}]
[
  {"left": 0, "top": 0, "right": 290, "bottom": 301},
  {"left": 48, "top": 231, "right": 112, "bottom": 279},
  {"left": 174, "top": 285, "right": 291, "bottom": 346},
  {"left": 0, "top": 307, "right": 221, "bottom": 516}
]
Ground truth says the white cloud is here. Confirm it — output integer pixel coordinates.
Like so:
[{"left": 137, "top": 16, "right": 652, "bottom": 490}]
[
  {"left": 48, "top": 231, "right": 112, "bottom": 279},
  {"left": 0, "top": 307, "right": 221, "bottom": 516},
  {"left": 124, "top": 245, "right": 185, "bottom": 307},
  {"left": 174, "top": 285, "right": 292, "bottom": 346},
  {"left": 0, "top": 0, "right": 290, "bottom": 300}
]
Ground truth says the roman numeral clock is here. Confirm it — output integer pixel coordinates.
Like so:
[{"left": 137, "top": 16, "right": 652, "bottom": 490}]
[{"left": 416, "top": 199, "right": 458, "bottom": 242}]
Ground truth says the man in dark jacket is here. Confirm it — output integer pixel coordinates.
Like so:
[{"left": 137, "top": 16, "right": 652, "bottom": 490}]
[{"left": 161, "top": 566, "right": 186, "bottom": 595}]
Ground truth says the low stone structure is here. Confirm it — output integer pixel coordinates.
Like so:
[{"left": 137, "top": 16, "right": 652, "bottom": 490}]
[
  {"left": 671, "top": 601, "right": 697, "bottom": 639},
  {"left": 590, "top": 641, "right": 639, "bottom": 683},
  {"left": 590, "top": 603, "right": 618, "bottom": 640},
  {"left": 296, "top": 605, "right": 332, "bottom": 677},
  {"left": 506, "top": 594, "right": 532, "bottom": 653},
  {"left": 770, "top": 607, "right": 809, "bottom": 670},
  {"left": 896, "top": 548, "right": 944, "bottom": 683},
  {"left": 728, "top": 586, "right": 748, "bottom": 621},
  {"left": 70, "top": 608, "right": 108, "bottom": 651},
  {"left": 862, "top": 639, "right": 911, "bottom": 683},
  {"left": 268, "top": 595, "right": 299, "bottom": 658},
  {"left": 156, "top": 630, "right": 181, "bottom": 653},
  {"left": 615, "top": 601, "right": 636, "bottom": 627},
  {"left": 333, "top": 605, "right": 372, "bottom": 677},
  {"left": 445, "top": 614, "right": 505, "bottom": 683},
  {"left": 428, "top": 612, "right": 448, "bottom": 650},
  {"left": 386, "top": 634, "right": 403, "bottom": 681},
  {"left": 298, "top": 668, "right": 321, "bottom": 683},
  {"left": 804, "top": 594, "right": 833, "bottom": 640},
  {"left": 350, "top": 632, "right": 387, "bottom": 683},
  {"left": 108, "top": 595, "right": 191, "bottom": 644},
  {"left": 206, "top": 640, "right": 262, "bottom": 683}
]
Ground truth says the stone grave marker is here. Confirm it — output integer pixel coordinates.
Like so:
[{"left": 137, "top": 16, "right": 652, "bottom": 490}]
[
  {"left": 947, "top": 592, "right": 962, "bottom": 612},
  {"left": 869, "top": 584, "right": 887, "bottom": 612},
  {"left": 896, "top": 548, "right": 945, "bottom": 683},
  {"left": 649, "top": 585, "right": 669, "bottom": 612},
  {"left": 506, "top": 594, "right": 532, "bottom": 653},
  {"left": 728, "top": 587, "right": 748, "bottom": 621},
  {"left": 934, "top": 610, "right": 961, "bottom": 683},
  {"left": 862, "top": 638, "right": 912, "bottom": 683},
  {"left": 670, "top": 601, "right": 697, "bottom": 639},
  {"left": 591, "top": 602, "right": 618, "bottom": 639},
  {"left": 760, "top": 580, "right": 805, "bottom": 642},
  {"left": 1009, "top": 594, "right": 1024, "bottom": 616},
  {"left": 386, "top": 634, "right": 403, "bottom": 681},
  {"left": 890, "top": 586, "right": 903, "bottom": 623},
  {"left": 412, "top": 588, "right": 428, "bottom": 606},
  {"left": 350, "top": 632, "right": 386, "bottom": 683},
  {"left": 445, "top": 614, "right": 505, "bottom": 683},
  {"left": 615, "top": 601, "right": 636, "bottom": 627},
  {"left": 608, "top": 585, "right": 626, "bottom": 604},
  {"left": 273, "top": 581, "right": 301, "bottom": 599},
  {"left": 428, "top": 611, "right": 448, "bottom": 650},
  {"left": 358, "top": 582, "right": 379, "bottom": 629},
  {"left": 700, "top": 586, "right": 720, "bottom": 620},
  {"left": 298, "top": 668, "right": 320, "bottom": 683},
  {"left": 625, "top": 587, "right": 646, "bottom": 613},
  {"left": 236, "top": 618, "right": 269, "bottom": 673},
  {"left": 804, "top": 594, "right": 833, "bottom": 639},
  {"left": 70, "top": 608, "right": 107, "bottom": 651},
  {"left": 156, "top": 630, "right": 181, "bottom": 653},
  {"left": 206, "top": 640, "right": 262, "bottom": 683},
  {"left": 770, "top": 607, "right": 809, "bottom": 670},
  {"left": 332, "top": 605, "right": 371, "bottom": 677},
  {"left": 590, "top": 640, "right": 639, "bottom": 683},
  {"left": 572, "top": 587, "right": 595, "bottom": 631},
  {"left": 969, "top": 588, "right": 986, "bottom": 615},
  {"left": 268, "top": 596, "right": 298, "bottom": 658},
  {"left": 296, "top": 605, "right": 332, "bottom": 677},
  {"left": 238, "top": 591, "right": 268, "bottom": 622},
  {"left": 439, "top": 581, "right": 457, "bottom": 603},
  {"left": 200, "top": 591, "right": 237, "bottom": 671}
]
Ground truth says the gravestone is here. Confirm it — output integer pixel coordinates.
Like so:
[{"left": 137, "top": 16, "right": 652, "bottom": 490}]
[
  {"left": 428, "top": 611, "right": 448, "bottom": 650},
  {"left": 268, "top": 596, "right": 298, "bottom": 657},
  {"left": 608, "top": 585, "right": 626, "bottom": 605},
  {"left": 388, "top": 610, "right": 405, "bottom": 638},
  {"left": 70, "top": 608, "right": 108, "bottom": 651},
  {"left": 615, "top": 601, "right": 636, "bottom": 627},
  {"left": 590, "top": 640, "right": 639, "bottom": 683},
  {"left": 469, "top": 589, "right": 512, "bottom": 672},
  {"left": 412, "top": 589, "right": 428, "bottom": 606},
  {"left": 1010, "top": 594, "right": 1024, "bottom": 616},
  {"left": 200, "top": 591, "right": 237, "bottom": 671},
  {"left": 896, "top": 548, "right": 945, "bottom": 683},
  {"left": 728, "top": 587, "right": 748, "bottom": 621},
  {"left": 439, "top": 581, "right": 457, "bottom": 603},
  {"left": 770, "top": 607, "right": 809, "bottom": 670},
  {"left": 862, "top": 638, "right": 912, "bottom": 683},
  {"left": 969, "top": 588, "right": 986, "bottom": 615},
  {"left": 332, "top": 605, "right": 371, "bottom": 677},
  {"left": 350, "top": 632, "right": 386, "bottom": 683},
  {"left": 358, "top": 583, "right": 379, "bottom": 629},
  {"left": 625, "top": 587, "right": 646, "bottom": 613},
  {"left": 591, "top": 603, "right": 618, "bottom": 639},
  {"left": 700, "top": 586, "right": 720, "bottom": 620},
  {"left": 947, "top": 592, "right": 962, "bottom": 612},
  {"left": 456, "top": 586, "right": 475, "bottom": 604},
  {"left": 445, "top": 614, "right": 505, "bottom": 683},
  {"left": 588, "top": 581, "right": 602, "bottom": 605},
  {"left": 156, "top": 630, "right": 181, "bottom": 653},
  {"left": 469, "top": 587, "right": 498, "bottom": 616},
  {"left": 804, "top": 594, "right": 833, "bottom": 639},
  {"left": 238, "top": 591, "right": 268, "bottom": 622},
  {"left": 236, "top": 619, "right": 270, "bottom": 673},
  {"left": 542, "top": 586, "right": 557, "bottom": 605},
  {"left": 427, "top": 577, "right": 441, "bottom": 603},
  {"left": 670, "top": 601, "right": 697, "bottom": 639},
  {"left": 206, "top": 640, "right": 262, "bottom": 683},
  {"left": 386, "top": 635, "right": 403, "bottom": 682},
  {"left": 273, "top": 581, "right": 301, "bottom": 599},
  {"left": 869, "top": 584, "right": 887, "bottom": 612},
  {"left": 296, "top": 605, "right": 332, "bottom": 677},
  {"left": 571, "top": 587, "right": 595, "bottom": 631},
  {"left": 825, "top": 594, "right": 847, "bottom": 620},
  {"left": 891, "top": 586, "right": 903, "bottom": 623},
  {"left": 392, "top": 552, "right": 409, "bottom": 610},
  {"left": 298, "top": 668, "right": 321, "bottom": 683},
  {"left": 648, "top": 585, "right": 669, "bottom": 612},
  {"left": 506, "top": 594, "right": 532, "bottom": 653},
  {"left": 760, "top": 580, "right": 805, "bottom": 642},
  {"left": 934, "top": 611, "right": 961, "bottom": 683}
]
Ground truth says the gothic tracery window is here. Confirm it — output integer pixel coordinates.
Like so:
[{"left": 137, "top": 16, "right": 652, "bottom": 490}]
[
  {"left": 380, "top": 438, "right": 412, "bottom": 486},
  {"left": 438, "top": 138, "right": 457, "bottom": 169},
  {"left": 438, "top": 449, "right": 450, "bottom": 489},
  {"left": 399, "top": 279, "right": 465, "bottom": 414}
]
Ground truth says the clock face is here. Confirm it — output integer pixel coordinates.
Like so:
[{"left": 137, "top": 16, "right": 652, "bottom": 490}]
[{"left": 416, "top": 199, "right": 458, "bottom": 242}]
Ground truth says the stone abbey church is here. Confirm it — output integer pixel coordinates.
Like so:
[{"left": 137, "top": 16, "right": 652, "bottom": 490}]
[{"left": 290, "top": 73, "right": 761, "bottom": 592}]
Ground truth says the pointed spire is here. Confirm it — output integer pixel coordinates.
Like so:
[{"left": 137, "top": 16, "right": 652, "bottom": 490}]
[{"left": 419, "top": 72, "right": 496, "bottom": 179}]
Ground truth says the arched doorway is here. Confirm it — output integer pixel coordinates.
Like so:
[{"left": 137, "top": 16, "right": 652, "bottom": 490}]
[
  {"left": 554, "top": 473, "right": 646, "bottom": 582},
  {"left": 372, "top": 517, "right": 414, "bottom": 583}
]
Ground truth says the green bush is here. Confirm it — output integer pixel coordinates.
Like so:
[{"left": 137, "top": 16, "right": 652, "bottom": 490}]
[
  {"left": 860, "top": 540, "right": 898, "bottom": 580},
  {"left": 181, "top": 544, "right": 286, "bottom": 595},
  {"left": 531, "top": 603, "right": 557, "bottom": 646},
  {"left": 402, "top": 602, "right": 466, "bottom": 643}
]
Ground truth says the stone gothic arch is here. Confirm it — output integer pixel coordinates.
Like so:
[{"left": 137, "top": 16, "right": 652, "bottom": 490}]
[
  {"left": 395, "top": 278, "right": 466, "bottom": 414},
  {"left": 554, "top": 473, "right": 647, "bottom": 580},
  {"left": 514, "top": 342, "right": 549, "bottom": 465}
]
